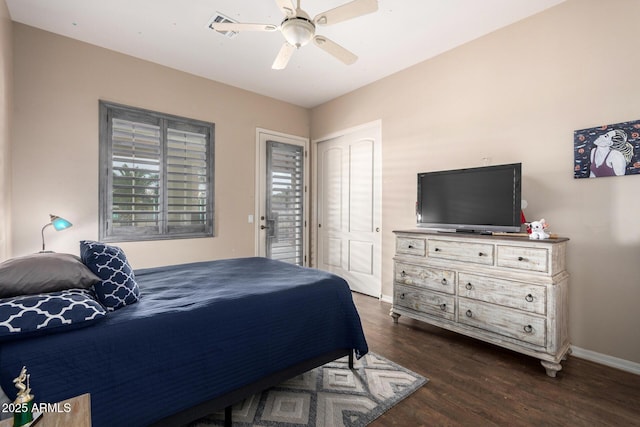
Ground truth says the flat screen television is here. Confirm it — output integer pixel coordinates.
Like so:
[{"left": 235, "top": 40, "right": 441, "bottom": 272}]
[{"left": 417, "top": 163, "right": 522, "bottom": 233}]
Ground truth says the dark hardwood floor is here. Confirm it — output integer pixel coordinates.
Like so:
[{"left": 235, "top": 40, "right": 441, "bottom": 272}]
[{"left": 351, "top": 292, "right": 640, "bottom": 427}]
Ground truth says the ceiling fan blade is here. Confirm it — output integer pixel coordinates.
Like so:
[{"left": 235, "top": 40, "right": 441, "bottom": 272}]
[
  {"left": 274, "top": 0, "right": 296, "bottom": 17},
  {"left": 272, "top": 43, "right": 296, "bottom": 70},
  {"left": 314, "top": 0, "right": 378, "bottom": 26},
  {"left": 210, "top": 22, "right": 278, "bottom": 32},
  {"left": 313, "top": 36, "right": 357, "bottom": 65}
]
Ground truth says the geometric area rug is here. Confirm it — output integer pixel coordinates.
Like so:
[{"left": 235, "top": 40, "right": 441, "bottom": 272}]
[{"left": 188, "top": 352, "right": 428, "bottom": 427}]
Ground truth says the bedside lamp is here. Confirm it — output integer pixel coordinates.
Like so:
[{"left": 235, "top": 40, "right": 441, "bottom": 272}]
[{"left": 41, "top": 214, "right": 72, "bottom": 252}]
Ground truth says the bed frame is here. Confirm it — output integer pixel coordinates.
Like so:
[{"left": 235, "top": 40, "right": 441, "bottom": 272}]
[{"left": 152, "top": 348, "right": 353, "bottom": 427}]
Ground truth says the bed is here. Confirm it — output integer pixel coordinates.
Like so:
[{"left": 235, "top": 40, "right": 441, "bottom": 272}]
[{"left": 0, "top": 249, "right": 368, "bottom": 427}]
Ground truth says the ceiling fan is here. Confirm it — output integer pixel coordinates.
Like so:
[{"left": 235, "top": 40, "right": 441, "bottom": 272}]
[{"left": 210, "top": 0, "right": 378, "bottom": 70}]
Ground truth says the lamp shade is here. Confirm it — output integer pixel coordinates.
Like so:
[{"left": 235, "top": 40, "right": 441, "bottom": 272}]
[{"left": 51, "top": 215, "right": 72, "bottom": 231}]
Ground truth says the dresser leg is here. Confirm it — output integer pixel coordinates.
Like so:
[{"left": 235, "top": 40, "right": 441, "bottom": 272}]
[
  {"left": 541, "top": 360, "right": 562, "bottom": 378},
  {"left": 389, "top": 308, "right": 400, "bottom": 324}
]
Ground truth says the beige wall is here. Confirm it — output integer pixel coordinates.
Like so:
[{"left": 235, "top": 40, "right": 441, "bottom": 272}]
[
  {"left": 311, "top": 0, "right": 640, "bottom": 363},
  {"left": 11, "top": 23, "right": 309, "bottom": 268},
  {"left": 0, "top": 0, "right": 12, "bottom": 262}
]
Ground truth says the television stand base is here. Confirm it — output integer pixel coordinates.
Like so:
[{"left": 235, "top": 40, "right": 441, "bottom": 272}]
[{"left": 453, "top": 229, "right": 492, "bottom": 235}]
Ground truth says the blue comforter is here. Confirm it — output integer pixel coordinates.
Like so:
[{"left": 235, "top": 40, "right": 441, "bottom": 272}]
[{"left": 0, "top": 257, "right": 368, "bottom": 426}]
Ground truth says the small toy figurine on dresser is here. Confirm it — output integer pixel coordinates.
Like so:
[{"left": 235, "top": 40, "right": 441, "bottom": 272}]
[{"left": 526, "top": 218, "right": 550, "bottom": 240}]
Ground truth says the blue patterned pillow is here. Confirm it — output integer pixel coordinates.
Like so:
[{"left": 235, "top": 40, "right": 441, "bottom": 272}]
[
  {"left": 0, "top": 289, "right": 107, "bottom": 342},
  {"left": 80, "top": 240, "right": 140, "bottom": 311}
]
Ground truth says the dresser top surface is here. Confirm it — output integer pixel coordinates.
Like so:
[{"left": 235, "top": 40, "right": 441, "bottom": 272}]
[{"left": 393, "top": 229, "right": 569, "bottom": 244}]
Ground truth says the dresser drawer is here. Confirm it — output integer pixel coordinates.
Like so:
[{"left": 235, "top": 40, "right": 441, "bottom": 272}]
[
  {"left": 395, "top": 262, "right": 455, "bottom": 294},
  {"left": 396, "top": 236, "right": 426, "bottom": 256},
  {"left": 497, "top": 245, "right": 549, "bottom": 273},
  {"left": 458, "top": 299, "right": 546, "bottom": 347},
  {"left": 394, "top": 285, "right": 455, "bottom": 320},
  {"left": 427, "top": 239, "right": 494, "bottom": 265},
  {"left": 458, "top": 273, "right": 546, "bottom": 315}
]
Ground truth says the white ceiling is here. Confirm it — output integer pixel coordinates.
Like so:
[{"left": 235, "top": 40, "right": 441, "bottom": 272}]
[{"left": 6, "top": 0, "right": 566, "bottom": 108}]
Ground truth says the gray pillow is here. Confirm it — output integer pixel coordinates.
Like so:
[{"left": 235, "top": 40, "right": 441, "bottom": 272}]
[{"left": 0, "top": 253, "right": 100, "bottom": 298}]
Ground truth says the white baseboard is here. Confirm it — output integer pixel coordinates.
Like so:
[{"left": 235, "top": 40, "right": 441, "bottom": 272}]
[
  {"left": 571, "top": 346, "right": 640, "bottom": 375},
  {"left": 379, "top": 294, "right": 392, "bottom": 304}
]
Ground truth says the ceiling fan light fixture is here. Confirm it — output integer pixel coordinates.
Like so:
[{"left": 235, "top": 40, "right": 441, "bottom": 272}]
[
  {"left": 281, "top": 17, "right": 315, "bottom": 47},
  {"left": 218, "top": 0, "right": 377, "bottom": 69}
]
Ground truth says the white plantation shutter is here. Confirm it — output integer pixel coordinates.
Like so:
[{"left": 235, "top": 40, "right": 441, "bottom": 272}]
[
  {"left": 166, "top": 126, "right": 211, "bottom": 234},
  {"left": 110, "top": 118, "right": 161, "bottom": 233},
  {"left": 100, "top": 102, "right": 214, "bottom": 241},
  {"left": 266, "top": 141, "right": 304, "bottom": 265}
]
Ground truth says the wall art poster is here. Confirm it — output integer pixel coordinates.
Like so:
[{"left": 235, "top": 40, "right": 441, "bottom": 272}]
[{"left": 574, "top": 119, "right": 640, "bottom": 179}]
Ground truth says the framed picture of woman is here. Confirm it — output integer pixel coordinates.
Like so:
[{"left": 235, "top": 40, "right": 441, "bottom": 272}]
[{"left": 574, "top": 120, "right": 640, "bottom": 179}]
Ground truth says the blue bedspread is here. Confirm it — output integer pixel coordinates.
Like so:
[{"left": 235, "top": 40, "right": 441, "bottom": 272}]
[{"left": 0, "top": 257, "right": 368, "bottom": 426}]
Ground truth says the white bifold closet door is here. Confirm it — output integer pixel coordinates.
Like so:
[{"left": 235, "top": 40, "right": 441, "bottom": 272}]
[{"left": 316, "top": 123, "right": 381, "bottom": 297}]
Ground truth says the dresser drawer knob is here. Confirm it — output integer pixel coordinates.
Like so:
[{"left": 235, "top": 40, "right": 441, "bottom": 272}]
[
  {"left": 400, "top": 270, "right": 407, "bottom": 278},
  {"left": 525, "top": 294, "right": 534, "bottom": 302},
  {"left": 465, "top": 282, "right": 473, "bottom": 290},
  {"left": 434, "top": 247, "right": 441, "bottom": 252},
  {"left": 441, "top": 278, "right": 448, "bottom": 285},
  {"left": 400, "top": 293, "right": 405, "bottom": 300},
  {"left": 466, "top": 310, "right": 473, "bottom": 318},
  {"left": 518, "top": 256, "right": 527, "bottom": 262},
  {"left": 524, "top": 325, "right": 533, "bottom": 333},
  {"left": 478, "top": 252, "right": 484, "bottom": 257},
  {"left": 408, "top": 244, "right": 414, "bottom": 249},
  {"left": 440, "top": 303, "right": 447, "bottom": 311}
]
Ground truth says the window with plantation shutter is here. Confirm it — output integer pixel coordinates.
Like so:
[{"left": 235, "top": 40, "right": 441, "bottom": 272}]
[{"left": 99, "top": 101, "right": 214, "bottom": 241}]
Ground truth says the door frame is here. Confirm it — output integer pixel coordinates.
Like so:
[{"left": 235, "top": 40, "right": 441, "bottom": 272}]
[
  {"left": 255, "top": 128, "right": 310, "bottom": 265},
  {"left": 311, "top": 120, "right": 382, "bottom": 295}
]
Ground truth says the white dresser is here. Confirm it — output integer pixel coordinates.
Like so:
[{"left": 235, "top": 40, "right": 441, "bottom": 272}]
[{"left": 391, "top": 230, "right": 570, "bottom": 377}]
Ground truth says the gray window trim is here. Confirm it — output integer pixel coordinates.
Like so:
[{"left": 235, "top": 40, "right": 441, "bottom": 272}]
[{"left": 99, "top": 100, "right": 215, "bottom": 242}]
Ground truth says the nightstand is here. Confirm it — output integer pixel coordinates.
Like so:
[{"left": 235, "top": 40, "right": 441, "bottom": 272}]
[{"left": 0, "top": 394, "right": 91, "bottom": 427}]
